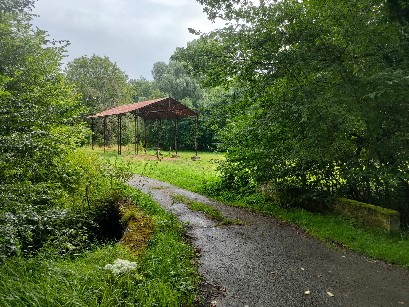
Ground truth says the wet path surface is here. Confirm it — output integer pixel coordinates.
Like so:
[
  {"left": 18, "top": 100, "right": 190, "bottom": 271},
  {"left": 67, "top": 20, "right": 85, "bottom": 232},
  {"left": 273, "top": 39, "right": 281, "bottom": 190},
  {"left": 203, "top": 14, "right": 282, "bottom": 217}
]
[{"left": 128, "top": 175, "right": 409, "bottom": 307}]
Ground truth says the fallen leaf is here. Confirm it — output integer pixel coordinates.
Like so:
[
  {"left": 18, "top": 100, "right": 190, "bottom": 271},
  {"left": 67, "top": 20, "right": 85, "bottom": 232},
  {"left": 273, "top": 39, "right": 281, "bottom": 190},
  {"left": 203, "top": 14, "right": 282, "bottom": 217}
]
[{"left": 327, "top": 291, "right": 334, "bottom": 297}]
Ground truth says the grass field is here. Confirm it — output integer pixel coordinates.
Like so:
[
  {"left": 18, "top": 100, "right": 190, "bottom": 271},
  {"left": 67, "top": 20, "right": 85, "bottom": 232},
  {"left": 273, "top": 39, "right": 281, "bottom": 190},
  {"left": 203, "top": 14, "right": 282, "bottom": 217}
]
[
  {"left": 98, "top": 146, "right": 224, "bottom": 193},
  {"left": 95, "top": 146, "right": 409, "bottom": 269}
]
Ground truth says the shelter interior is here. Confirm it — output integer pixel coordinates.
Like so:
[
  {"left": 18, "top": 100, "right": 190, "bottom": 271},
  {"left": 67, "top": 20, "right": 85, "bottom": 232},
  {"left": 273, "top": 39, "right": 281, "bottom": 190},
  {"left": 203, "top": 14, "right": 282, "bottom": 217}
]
[{"left": 88, "top": 97, "right": 199, "bottom": 157}]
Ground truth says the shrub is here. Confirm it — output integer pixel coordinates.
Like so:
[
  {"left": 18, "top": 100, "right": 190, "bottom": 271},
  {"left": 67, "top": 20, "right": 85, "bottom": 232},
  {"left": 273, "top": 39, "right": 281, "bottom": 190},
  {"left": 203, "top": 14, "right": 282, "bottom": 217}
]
[{"left": 0, "top": 149, "right": 131, "bottom": 259}]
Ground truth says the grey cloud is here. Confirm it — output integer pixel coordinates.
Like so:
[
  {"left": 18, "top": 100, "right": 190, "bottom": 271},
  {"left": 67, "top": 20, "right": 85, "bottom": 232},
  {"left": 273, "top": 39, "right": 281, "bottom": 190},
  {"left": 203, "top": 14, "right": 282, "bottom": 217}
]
[{"left": 32, "top": 0, "right": 213, "bottom": 79}]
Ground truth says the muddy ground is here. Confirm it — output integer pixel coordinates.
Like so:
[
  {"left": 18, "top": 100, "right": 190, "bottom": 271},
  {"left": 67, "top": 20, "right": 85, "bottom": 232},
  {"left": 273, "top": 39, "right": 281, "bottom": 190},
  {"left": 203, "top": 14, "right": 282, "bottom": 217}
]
[{"left": 128, "top": 175, "right": 409, "bottom": 307}]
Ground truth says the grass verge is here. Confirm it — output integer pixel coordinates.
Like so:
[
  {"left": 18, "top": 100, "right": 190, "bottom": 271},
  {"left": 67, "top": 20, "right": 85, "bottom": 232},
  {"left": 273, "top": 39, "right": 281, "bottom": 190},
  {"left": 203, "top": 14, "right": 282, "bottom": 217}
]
[
  {"left": 171, "top": 194, "right": 243, "bottom": 226},
  {"left": 0, "top": 185, "right": 199, "bottom": 306}
]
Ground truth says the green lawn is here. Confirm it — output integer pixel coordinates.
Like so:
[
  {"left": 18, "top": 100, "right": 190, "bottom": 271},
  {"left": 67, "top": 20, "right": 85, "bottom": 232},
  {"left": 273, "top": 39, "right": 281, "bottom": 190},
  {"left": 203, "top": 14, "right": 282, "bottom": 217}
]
[{"left": 97, "top": 146, "right": 223, "bottom": 192}]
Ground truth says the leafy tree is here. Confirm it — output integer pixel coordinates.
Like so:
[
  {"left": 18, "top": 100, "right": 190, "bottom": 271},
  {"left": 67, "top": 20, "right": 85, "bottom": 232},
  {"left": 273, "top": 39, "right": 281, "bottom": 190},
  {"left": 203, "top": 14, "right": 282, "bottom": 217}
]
[
  {"left": 194, "top": 85, "right": 245, "bottom": 151},
  {"left": 152, "top": 60, "right": 203, "bottom": 107},
  {"left": 65, "top": 55, "right": 132, "bottom": 113},
  {"left": 0, "top": 2, "right": 86, "bottom": 182},
  {"left": 0, "top": 1, "right": 92, "bottom": 256},
  {"left": 0, "top": 0, "right": 35, "bottom": 13},
  {"left": 65, "top": 55, "right": 132, "bottom": 145},
  {"left": 129, "top": 77, "right": 165, "bottom": 102},
  {"left": 176, "top": 0, "right": 409, "bottom": 219}
]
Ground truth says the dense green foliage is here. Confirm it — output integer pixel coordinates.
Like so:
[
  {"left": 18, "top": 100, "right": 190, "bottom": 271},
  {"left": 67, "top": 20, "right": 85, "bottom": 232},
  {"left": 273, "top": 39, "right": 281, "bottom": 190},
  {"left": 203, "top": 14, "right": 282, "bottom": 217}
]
[
  {"left": 152, "top": 60, "right": 203, "bottom": 104},
  {"left": 0, "top": 148, "right": 130, "bottom": 259},
  {"left": 175, "top": 0, "right": 409, "bottom": 222},
  {"left": 129, "top": 77, "right": 165, "bottom": 102},
  {"left": 0, "top": 0, "right": 136, "bottom": 258},
  {"left": 0, "top": 186, "right": 198, "bottom": 306},
  {"left": 0, "top": 2, "right": 99, "bottom": 258}
]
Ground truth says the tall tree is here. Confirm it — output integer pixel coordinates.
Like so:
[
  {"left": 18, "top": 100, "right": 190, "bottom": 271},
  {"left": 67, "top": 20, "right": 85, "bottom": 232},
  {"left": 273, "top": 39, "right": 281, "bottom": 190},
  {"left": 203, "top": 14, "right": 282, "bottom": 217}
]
[
  {"left": 152, "top": 60, "right": 203, "bottom": 108},
  {"left": 0, "top": 0, "right": 88, "bottom": 256},
  {"left": 176, "top": 0, "right": 409, "bottom": 217},
  {"left": 0, "top": 1, "right": 85, "bottom": 184},
  {"left": 65, "top": 55, "right": 132, "bottom": 113},
  {"left": 129, "top": 77, "right": 165, "bottom": 102},
  {"left": 65, "top": 55, "right": 132, "bottom": 146}
]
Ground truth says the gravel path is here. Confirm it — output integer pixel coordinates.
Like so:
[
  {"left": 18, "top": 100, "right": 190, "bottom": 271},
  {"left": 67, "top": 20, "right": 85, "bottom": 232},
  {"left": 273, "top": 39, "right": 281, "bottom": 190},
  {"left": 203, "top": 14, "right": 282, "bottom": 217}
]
[{"left": 128, "top": 175, "right": 409, "bottom": 307}]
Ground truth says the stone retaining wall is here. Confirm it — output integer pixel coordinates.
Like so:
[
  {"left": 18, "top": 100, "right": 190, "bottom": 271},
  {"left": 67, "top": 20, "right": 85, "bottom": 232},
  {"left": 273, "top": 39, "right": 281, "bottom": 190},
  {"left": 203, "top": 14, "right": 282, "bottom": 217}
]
[{"left": 332, "top": 198, "right": 400, "bottom": 232}]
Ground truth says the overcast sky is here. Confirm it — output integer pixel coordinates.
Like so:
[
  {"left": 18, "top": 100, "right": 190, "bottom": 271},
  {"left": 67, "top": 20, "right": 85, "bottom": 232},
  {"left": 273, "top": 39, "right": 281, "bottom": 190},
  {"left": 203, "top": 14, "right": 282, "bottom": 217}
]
[{"left": 31, "top": 0, "right": 219, "bottom": 80}]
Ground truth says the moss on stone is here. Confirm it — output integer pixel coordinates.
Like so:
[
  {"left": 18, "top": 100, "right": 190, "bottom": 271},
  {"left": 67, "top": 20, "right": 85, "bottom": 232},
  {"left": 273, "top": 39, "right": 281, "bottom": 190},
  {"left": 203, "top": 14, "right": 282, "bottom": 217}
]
[
  {"left": 119, "top": 199, "right": 153, "bottom": 256},
  {"left": 333, "top": 198, "right": 400, "bottom": 232}
]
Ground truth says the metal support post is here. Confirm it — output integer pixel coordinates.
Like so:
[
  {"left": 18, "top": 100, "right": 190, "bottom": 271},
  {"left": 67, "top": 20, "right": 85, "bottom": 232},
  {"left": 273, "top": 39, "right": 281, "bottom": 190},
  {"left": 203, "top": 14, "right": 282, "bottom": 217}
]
[
  {"left": 174, "top": 117, "right": 179, "bottom": 156},
  {"left": 143, "top": 118, "right": 147, "bottom": 154},
  {"left": 195, "top": 114, "right": 199, "bottom": 157},
  {"left": 134, "top": 113, "right": 138, "bottom": 155},
  {"left": 117, "top": 115, "right": 122, "bottom": 155},
  {"left": 91, "top": 118, "right": 95, "bottom": 150},
  {"left": 103, "top": 117, "right": 107, "bottom": 152}
]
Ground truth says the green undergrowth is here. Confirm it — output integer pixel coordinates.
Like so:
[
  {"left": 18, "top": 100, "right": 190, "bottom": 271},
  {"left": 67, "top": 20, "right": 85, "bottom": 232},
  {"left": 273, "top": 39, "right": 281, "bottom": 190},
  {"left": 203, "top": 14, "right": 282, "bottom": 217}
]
[
  {"left": 171, "top": 194, "right": 243, "bottom": 226},
  {"left": 0, "top": 185, "right": 199, "bottom": 306},
  {"left": 95, "top": 148, "right": 409, "bottom": 269}
]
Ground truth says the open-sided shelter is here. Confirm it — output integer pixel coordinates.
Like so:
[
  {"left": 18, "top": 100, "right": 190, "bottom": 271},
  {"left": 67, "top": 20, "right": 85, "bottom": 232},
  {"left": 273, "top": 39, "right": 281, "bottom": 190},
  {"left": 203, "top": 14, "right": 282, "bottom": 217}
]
[{"left": 88, "top": 97, "right": 198, "bottom": 156}]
